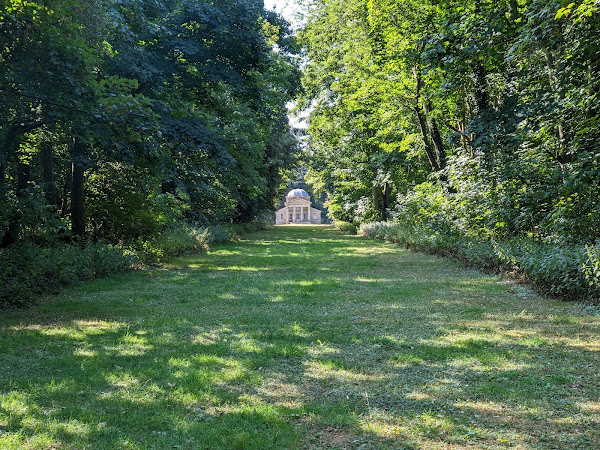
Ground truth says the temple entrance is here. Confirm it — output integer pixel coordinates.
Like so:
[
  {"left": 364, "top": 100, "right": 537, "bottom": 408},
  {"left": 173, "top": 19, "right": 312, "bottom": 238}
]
[{"left": 275, "top": 189, "right": 322, "bottom": 225}]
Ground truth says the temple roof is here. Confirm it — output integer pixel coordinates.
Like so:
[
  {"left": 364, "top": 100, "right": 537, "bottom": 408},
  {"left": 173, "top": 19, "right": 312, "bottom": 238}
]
[{"left": 287, "top": 188, "right": 310, "bottom": 197}]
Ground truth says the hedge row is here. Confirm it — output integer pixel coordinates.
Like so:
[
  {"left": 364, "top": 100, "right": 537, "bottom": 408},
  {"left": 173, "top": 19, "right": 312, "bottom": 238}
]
[
  {"left": 360, "top": 221, "right": 600, "bottom": 303},
  {"left": 0, "top": 222, "right": 264, "bottom": 308}
]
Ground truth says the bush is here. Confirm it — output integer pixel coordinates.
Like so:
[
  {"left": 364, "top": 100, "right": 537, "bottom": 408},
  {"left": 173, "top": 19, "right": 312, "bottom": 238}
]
[
  {"left": 360, "top": 221, "right": 599, "bottom": 303},
  {"left": 0, "top": 242, "right": 137, "bottom": 308},
  {"left": 208, "top": 225, "right": 233, "bottom": 245},
  {"left": 583, "top": 245, "right": 600, "bottom": 292},
  {"left": 1, "top": 220, "right": 267, "bottom": 308},
  {"left": 86, "top": 164, "right": 192, "bottom": 242},
  {"left": 132, "top": 225, "right": 215, "bottom": 264},
  {"left": 226, "top": 219, "right": 269, "bottom": 237},
  {"left": 335, "top": 220, "right": 357, "bottom": 235}
]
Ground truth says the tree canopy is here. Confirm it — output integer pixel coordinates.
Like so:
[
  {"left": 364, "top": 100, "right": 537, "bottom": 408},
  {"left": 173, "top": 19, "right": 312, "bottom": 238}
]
[
  {"left": 299, "top": 0, "right": 599, "bottom": 243},
  {"left": 0, "top": 0, "right": 300, "bottom": 246}
]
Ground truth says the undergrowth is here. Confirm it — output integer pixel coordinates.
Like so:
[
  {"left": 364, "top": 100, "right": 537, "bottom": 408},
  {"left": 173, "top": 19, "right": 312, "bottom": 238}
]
[
  {"left": 0, "top": 222, "right": 267, "bottom": 308},
  {"left": 334, "top": 220, "right": 357, "bottom": 235},
  {"left": 360, "top": 221, "right": 600, "bottom": 303}
]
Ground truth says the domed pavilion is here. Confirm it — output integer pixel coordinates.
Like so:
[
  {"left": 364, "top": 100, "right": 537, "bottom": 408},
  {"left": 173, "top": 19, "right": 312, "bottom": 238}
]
[{"left": 275, "top": 189, "right": 322, "bottom": 225}]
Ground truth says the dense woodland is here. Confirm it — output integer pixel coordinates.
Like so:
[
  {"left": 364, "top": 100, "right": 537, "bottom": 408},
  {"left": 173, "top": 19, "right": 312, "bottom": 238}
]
[
  {"left": 0, "top": 0, "right": 299, "bottom": 304},
  {"left": 2, "top": 0, "right": 600, "bottom": 305},
  {"left": 300, "top": 0, "right": 600, "bottom": 301}
]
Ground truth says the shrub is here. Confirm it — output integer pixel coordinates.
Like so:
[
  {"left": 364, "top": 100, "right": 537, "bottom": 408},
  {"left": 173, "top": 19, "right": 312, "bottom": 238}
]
[
  {"left": 582, "top": 244, "right": 600, "bottom": 295},
  {"left": 131, "top": 225, "right": 214, "bottom": 264},
  {"left": 207, "top": 224, "right": 232, "bottom": 245},
  {"left": 0, "top": 242, "right": 137, "bottom": 308},
  {"left": 360, "top": 221, "right": 599, "bottom": 303},
  {"left": 335, "top": 220, "right": 357, "bottom": 235},
  {"left": 225, "top": 219, "right": 269, "bottom": 238},
  {"left": 86, "top": 164, "right": 191, "bottom": 242}
]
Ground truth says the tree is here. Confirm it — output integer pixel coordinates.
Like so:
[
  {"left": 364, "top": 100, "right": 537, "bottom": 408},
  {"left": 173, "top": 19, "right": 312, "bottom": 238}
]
[
  {"left": 1, "top": 0, "right": 301, "bottom": 247},
  {"left": 299, "top": 0, "right": 600, "bottom": 243}
]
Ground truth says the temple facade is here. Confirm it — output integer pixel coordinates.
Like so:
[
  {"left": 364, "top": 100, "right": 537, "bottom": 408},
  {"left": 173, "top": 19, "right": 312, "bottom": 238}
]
[{"left": 275, "top": 189, "right": 322, "bottom": 225}]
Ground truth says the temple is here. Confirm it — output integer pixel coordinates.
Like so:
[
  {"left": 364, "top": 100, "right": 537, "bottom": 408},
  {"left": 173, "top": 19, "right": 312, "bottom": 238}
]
[{"left": 275, "top": 189, "right": 322, "bottom": 225}]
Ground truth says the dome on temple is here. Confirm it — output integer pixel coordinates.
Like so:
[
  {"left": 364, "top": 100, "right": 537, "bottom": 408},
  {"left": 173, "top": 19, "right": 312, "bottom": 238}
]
[
  {"left": 287, "top": 188, "right": 310, "bottom": 197},
  {"left": 276, "top": 187, "right": 322, "bottom": 225}
]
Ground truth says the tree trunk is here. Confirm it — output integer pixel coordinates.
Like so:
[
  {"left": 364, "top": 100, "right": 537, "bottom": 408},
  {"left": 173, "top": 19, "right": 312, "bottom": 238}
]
[
  {"left": 1, "top": 129, "right": 19, "bottom": 246},
  {"left": 1, "top": 162, "right": 31, "bottom": 247},
  {"left": 473, "top": 61, "right": 490, "bottom": 114},
  {"left": 382, "top": 182, "right": 392, "bottom": 220},
  {"left": 71, "top": 137, "right": 87, "bottom": 239},
  {"left": 586, "top": 52, "right": 599, "bottom": 118},
  {"left": 544, "top": 49, "right": 567, "bottom": 153},
  {"left": 71, "top": 162, "right": 85, "bottom": 239},
  {"left": 0, "top": 128, "right": 17, "bottom": 200},
  {"left": 508, "top": 0, "right": 519, "bottom": 21},
  {"left": 0, "top": 159, "right": 5, "bottom": 199},
  {"left": 413, "top": 67, "right": 441, "bottom": 172},
  {"left": 39, "top": 141, "right": 56, "bottom": 207},
  {"left": 415, "top": 107, "right": 440, "bottom": 172},
  {"left": 16, "top": 162, "right": 30, "bottom": 194},
  {"left": 0, "top": 122, "right": 43, "bottom": 246},
  {"left": 60, "top": 168, "right": 71, "bottom": 217},
  {"left": 372, "top": 184, "right": 381, "bottom": 220},
  {"left": 424, "top": 101, "right": 447, "bottom": 170},
  {"left": 472, "top": 0, "right": 489, "bottom": 113}
]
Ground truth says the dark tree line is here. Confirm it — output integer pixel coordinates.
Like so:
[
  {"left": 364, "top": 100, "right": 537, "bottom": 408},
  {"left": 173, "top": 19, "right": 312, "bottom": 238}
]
[{"left": 0, "top": 0, "right": 300, "bottom": 247}]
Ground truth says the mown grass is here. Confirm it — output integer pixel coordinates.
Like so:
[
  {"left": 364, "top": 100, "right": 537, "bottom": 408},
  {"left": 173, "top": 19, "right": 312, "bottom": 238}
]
[{"left": 1, "top": 225, "right": 599, "bottom": 449}]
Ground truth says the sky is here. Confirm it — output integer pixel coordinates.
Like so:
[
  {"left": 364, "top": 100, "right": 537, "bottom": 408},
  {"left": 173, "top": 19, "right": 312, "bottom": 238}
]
[
  {"left": 263, "top": 0, "right": 301, "bottom": 25},
  {"left": 263, "top": 0, "right": 308, "bottom": 130}
]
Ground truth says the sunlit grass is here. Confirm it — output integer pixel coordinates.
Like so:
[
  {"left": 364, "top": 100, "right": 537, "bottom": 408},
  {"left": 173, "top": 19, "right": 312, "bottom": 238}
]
[{"left": 1, "top": 225, "right": 599, "bottom": 448}]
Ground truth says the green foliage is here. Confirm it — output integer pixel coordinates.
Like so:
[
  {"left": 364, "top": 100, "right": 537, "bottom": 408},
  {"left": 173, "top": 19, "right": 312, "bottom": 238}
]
[
  {"left": 225, "top": 218, "right": 270, "bottom": 238},
  {"left": 582, "top": 245, "right": 600, "bottom": 291},
  {"left": 362, "top": 215, "right": 598, "bottom": 302},
  {"left": 86, "top": 163, "right": 191, "bottom": 241},
  {"left": 334, "top": 220, "right": 357, "bottom": 235},
  {"left": 0, "top": 242, "right": 136, "bottom": 308},
  {"left": 299, "top": 0, "right": 423, "bottom": 223},
  {"left": 0, "top": 0, "right": 300, "bottom": 306},
  {"left": 206, "top": 225, "right": 233, "bottom": 246},
  {"left": 1, "top": 0, "right": 299, "bottom": 242},
  {"left": 301, "top": 0, "right": 599, "bottom": 301},
  {"left": 131, "top": 226, "right": 211, "bottom": 265}
]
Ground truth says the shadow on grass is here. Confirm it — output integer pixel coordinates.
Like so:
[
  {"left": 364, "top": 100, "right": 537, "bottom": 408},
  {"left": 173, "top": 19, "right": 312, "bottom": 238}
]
[{"left": 2, "top": 311, "right": 598, "bottom": 448}]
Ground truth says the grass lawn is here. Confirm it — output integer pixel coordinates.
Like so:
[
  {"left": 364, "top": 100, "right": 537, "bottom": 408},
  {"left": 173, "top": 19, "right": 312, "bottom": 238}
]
[{"left": 1, "top": 225, "right": 599, "bottom": 449}]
